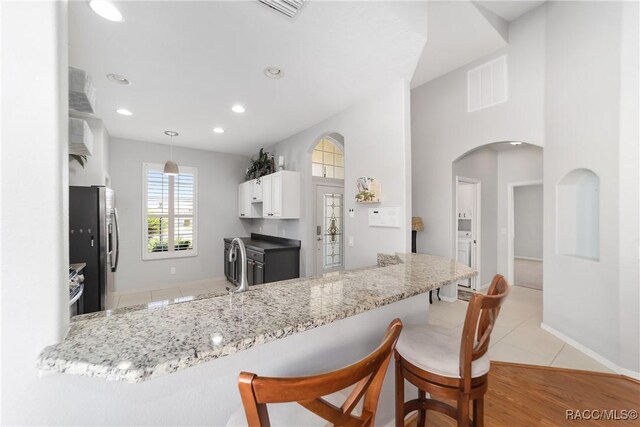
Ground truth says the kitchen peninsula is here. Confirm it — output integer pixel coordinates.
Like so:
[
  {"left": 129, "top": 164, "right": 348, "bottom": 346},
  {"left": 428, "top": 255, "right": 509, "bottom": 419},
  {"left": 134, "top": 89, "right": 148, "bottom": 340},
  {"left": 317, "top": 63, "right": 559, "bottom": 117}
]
[{"left": 37, "top": 254, "right": 475, "bottom": 425}]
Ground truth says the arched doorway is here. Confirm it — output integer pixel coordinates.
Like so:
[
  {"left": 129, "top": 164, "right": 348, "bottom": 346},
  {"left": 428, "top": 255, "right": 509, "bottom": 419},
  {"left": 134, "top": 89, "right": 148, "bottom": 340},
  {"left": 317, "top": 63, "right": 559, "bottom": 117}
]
[
  {"left": 452, "top": 141, "right": 543, "bottom": 291},
  {"left": 312, "top": 133, "right": 345, "bottom": 275}
]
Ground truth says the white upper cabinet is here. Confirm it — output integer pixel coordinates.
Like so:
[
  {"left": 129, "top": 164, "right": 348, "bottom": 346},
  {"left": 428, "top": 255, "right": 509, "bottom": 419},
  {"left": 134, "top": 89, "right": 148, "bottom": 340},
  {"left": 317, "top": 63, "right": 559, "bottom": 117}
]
[
  {"left": 238, "top": 171, "right": 300, "bottom": 219},
  {"left": 458, "top": 184, "right": 473, "bottom": 218},
  {"left": 262, "top": 171, "right": 300, "bottom": 219},
  {"left": 251, "top": 179, "right": 263, "bottom": 203},
  {"left": 238, "top": 181, "right": 261, "bottom": 218}
]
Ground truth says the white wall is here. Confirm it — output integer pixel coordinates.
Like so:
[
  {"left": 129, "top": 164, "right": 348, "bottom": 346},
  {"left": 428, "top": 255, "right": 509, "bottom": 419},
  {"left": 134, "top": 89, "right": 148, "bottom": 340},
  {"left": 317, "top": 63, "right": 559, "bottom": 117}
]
[
  {"left": 246, "top": 79, "right": 412, "bottom": 276},
  {"left": 411, "top": 5, "right": 545, "bottom": 298},
  {"left": 69, "top": 116, "right": 111, "bottom": 187},
  {"left": 452, "top": 147, "right": 498, "bottom": 285},
  {"left": 542, "top": 0, "right": 637, "bottom": 376},
  {"left": 109, "top": 138, "right": 250, "bottom": 292},
  {"left": 514, "top": 184, "right": 543, "bottom": 259},
  {"left": 412, "top": 1, "right": 639, "bottom": 376},
  {"left": 617, "top": 0, "right": 640, "bottom": 378},
  {"left": 0, "top": 1, "right": 69, "bottom": 423},
  {"left": 496, "top": 145, "right": 543, "bottom": 275}
]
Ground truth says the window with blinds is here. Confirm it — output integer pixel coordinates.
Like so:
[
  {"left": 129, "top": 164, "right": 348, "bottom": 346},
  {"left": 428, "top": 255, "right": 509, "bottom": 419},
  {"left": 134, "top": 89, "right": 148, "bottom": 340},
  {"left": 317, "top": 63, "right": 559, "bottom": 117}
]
[{"left": 142, "top": 163, "right": 197, "bottom": 260}]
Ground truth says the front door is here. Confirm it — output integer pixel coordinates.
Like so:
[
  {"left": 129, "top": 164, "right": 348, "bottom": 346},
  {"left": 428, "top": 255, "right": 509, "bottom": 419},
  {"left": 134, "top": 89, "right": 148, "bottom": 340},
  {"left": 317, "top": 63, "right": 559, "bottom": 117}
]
[{"left": 315, "top": 185, "right": 344, "bottom": 275}]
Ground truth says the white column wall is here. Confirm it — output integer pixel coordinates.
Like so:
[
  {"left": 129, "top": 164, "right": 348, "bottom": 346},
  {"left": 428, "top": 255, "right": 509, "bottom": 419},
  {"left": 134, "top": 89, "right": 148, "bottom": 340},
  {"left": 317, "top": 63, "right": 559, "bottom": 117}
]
[{"left": 1, "top": 1, "right": 69, "bottom": 422}]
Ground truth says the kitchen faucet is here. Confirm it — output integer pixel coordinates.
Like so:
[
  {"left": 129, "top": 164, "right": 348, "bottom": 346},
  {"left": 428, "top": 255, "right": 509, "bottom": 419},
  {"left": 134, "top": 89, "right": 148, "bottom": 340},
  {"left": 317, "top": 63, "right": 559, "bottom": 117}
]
[{"left": 227, "top": 237, "right": 249, "bottom": 293}]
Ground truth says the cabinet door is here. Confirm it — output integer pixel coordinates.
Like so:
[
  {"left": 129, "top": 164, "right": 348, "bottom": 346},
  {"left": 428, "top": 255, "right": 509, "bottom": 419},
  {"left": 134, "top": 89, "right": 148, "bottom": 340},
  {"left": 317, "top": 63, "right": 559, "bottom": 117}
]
[
  {"left": 254, "top": 261, "right": 264, "bottom": 285},
  {"left": 271, "top": 173, "right": 282, "bottom": 217},
  {"left": 246, "top": 259, "right": 254, "bottom": 286},
  {"left": 238, "top": 184, "right": 245, "bottom": 217},
  {"left": 252, "top": 179, "right": 262, "bottom": 202},
  {"left": 262, "top": 175, "right": 273, "bottom": 217}
]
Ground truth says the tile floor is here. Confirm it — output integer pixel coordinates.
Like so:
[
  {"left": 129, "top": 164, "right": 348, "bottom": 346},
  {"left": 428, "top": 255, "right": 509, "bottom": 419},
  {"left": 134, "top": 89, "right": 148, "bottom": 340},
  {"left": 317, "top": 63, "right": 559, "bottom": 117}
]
[
  {"left": 514, "top": 258, "right": 543, "bottom": 290},
  {"left": 429, "top": 285, "right": 614, "bottom": 373},
  {"left": 107, "top": 278, "right": 230, "bottom": 309}
]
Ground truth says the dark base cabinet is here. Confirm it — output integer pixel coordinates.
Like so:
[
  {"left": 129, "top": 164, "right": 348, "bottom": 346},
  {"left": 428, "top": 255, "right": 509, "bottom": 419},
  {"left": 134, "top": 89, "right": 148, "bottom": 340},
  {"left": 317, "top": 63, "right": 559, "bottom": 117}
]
[{"left": 224, "top": 234, "right": 301, "bottom": 287}]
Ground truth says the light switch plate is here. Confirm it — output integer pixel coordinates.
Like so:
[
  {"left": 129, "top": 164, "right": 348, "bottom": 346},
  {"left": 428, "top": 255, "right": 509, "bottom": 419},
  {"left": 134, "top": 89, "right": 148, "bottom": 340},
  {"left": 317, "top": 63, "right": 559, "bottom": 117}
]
[
  {"left": 349, "top": 208, "right": 355, "bottom": 218},
  {"left": 348, "top": 236, "right": 354, "bottom": 247}
]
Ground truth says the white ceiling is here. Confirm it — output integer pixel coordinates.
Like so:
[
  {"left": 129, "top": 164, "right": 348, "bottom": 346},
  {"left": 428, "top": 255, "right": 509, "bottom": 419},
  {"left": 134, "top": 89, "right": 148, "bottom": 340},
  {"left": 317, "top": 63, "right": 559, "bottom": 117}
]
[
  {"left": 68, "top": 1, "right": 428, "bottom": 155},
  {"left": 474, "top": 1, "right": 545, "bottom": 22},
  {"left": 410, "top": 1, "right": 509, "bottom": 88}
]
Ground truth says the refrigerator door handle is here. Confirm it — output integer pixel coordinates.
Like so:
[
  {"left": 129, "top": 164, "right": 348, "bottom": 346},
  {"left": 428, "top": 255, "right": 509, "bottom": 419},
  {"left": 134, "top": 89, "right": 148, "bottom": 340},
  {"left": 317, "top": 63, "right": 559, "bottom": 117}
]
[{"left": 111, "top": 208, "right": 120, "bottom": 272}]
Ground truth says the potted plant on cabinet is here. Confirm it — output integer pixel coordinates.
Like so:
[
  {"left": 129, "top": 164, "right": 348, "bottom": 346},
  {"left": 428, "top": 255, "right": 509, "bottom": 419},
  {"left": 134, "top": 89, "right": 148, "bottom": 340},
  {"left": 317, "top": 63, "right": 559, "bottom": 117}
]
[{"left": 245, "top": 148, "right": 274, "bottom": 181}]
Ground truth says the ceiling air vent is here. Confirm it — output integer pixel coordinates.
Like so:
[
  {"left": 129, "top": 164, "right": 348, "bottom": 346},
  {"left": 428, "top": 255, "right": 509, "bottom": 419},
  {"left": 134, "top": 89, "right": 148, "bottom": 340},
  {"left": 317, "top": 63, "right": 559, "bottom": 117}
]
[{"left": 259, "top": 0, "right": 306, "bottom": 19}]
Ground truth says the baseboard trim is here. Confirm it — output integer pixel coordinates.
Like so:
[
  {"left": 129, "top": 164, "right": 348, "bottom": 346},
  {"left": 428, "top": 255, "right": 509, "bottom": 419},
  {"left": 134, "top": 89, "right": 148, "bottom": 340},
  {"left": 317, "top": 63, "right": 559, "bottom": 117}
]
[
  {"left": 514, "top": 256, "right": 543, "bottom": 262},
  {"left": 540, "top": 323, "right": 640, "bottom": 381},
  {"left": 112, "top": 277, "right": 227, "bottom": 296}
]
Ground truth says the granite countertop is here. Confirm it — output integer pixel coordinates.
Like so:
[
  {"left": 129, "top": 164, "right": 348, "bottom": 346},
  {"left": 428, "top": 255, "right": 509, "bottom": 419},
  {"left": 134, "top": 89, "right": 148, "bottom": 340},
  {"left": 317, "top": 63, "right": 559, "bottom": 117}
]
[{"left": 39, "top": 253, "right": 476, "bottom": 383}]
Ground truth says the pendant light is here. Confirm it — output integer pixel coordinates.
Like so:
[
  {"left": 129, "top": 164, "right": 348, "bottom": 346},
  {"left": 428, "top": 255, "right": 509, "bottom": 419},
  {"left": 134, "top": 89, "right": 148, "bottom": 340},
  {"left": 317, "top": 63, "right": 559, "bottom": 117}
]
[{"left": 163, "top": 130, "right": 179, "bottom": 176}]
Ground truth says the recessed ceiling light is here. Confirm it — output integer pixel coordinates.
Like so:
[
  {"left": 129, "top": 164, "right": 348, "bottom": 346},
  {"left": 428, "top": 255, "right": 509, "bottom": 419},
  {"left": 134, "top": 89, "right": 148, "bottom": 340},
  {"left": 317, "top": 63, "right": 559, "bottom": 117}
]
[
  {"left": 89, "top": 0, "right": 123, "bottom": 22},
  {"left": 231, "top": 105, "right": 246, "bottom": 114},
  {"left": 164, "top": 130, "right": 179, "bottom": 137},
  {"left": 116, "top": 108, "right": 132, "bottom": 116},
  {"left": 264, "top": 67, "right": 284, "bottom": 79},
  {"left": 510, "top": 141, "right": 523, "bottom": 146},
  {"left": 106, "top": 74, "right": 131, "bottom": 85},
  {"left": 213, "top": 127, "right": 225, "bottom": 134}
]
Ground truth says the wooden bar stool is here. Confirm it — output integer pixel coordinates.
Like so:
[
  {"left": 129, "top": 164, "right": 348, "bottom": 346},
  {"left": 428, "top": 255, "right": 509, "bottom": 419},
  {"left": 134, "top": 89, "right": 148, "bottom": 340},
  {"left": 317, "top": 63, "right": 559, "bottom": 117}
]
[
  {"left": 236, "top": 318, "right": 402, "bottom": 427},
  {"left": 394, "top": 275, "right": 509, "bottom": 427}
]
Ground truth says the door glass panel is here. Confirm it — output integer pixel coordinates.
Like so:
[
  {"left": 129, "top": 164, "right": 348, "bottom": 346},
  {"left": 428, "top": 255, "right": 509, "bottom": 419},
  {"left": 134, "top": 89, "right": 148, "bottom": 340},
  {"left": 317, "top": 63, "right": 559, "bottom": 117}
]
[{"left": 322, "top": 193, "right": 343, "bottom": 269}]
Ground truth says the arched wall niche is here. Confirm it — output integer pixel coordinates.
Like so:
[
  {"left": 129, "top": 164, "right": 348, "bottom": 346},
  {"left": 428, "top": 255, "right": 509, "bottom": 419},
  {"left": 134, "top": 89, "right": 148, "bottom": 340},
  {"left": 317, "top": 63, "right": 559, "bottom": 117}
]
[{"left": 556, "top": 168, "right": 600, "bottom": 261}]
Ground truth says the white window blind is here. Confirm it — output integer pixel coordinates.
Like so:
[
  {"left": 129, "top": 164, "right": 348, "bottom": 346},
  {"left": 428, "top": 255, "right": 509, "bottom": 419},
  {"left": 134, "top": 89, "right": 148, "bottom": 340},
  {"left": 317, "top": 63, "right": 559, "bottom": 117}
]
[{"left": 143, "top": 163, "right": 197, "bottom": 260}]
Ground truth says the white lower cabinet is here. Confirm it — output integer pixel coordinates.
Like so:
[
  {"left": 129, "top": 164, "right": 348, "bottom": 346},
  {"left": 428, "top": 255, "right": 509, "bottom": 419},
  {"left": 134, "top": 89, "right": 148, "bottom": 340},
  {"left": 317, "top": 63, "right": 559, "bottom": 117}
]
[{"left": 262, "top": 171, "right": 300, "bottom": 219}]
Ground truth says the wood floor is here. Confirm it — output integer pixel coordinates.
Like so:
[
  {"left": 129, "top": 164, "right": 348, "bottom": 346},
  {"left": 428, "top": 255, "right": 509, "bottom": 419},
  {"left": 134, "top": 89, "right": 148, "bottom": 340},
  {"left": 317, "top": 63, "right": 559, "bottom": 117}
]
[{"left": 406, "top": 362, "right": 640, "bottom": 426}]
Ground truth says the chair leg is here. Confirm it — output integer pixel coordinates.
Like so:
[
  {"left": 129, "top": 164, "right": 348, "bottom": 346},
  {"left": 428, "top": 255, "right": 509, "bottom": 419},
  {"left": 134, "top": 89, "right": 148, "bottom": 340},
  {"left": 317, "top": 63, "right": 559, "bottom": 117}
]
[
  {"left": 395, "top": 358, "right": 405, "bottom": 427},
  {"left": 417, "top": 390, "right": 426, "bottom": 427},
  {"left": 473, "top": 396, "right": 484, "bottom": 427},
  {"left": 457, "top": 394, "right": 470, "bottom": 427}
]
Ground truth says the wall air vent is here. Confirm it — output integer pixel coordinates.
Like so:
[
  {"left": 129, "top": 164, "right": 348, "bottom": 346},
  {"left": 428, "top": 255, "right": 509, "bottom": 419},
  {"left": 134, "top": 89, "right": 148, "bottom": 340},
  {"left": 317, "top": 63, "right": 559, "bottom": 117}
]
[
  {"left": 259, "top": 0, "right": 306, "bottom": 19},
  {"left": 467, "top": 55, "right": 508, "bottom": 112}
]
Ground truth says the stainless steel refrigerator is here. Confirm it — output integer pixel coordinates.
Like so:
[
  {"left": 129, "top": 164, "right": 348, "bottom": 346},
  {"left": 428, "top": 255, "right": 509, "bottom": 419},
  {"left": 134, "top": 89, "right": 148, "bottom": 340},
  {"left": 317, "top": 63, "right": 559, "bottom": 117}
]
[{"left": 69, "top": 186, "right": 119, "bottom": 314}]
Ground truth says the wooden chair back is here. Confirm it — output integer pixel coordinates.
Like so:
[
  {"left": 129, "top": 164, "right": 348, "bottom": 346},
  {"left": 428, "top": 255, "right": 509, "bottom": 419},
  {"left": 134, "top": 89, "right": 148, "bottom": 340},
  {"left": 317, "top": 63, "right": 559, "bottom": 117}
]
[
  {"left": 459, "top": 275, "right": 509, "bottom": 389},
  {"left": 238, "top": 318, "right": 403, "bottom": 427}
]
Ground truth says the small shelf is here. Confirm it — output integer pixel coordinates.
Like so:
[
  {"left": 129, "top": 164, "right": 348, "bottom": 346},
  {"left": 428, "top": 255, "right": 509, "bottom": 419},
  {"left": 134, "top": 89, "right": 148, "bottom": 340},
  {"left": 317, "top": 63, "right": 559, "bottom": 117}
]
[{"left": 356, "top": 200, "right": 380, "bottom": 204}]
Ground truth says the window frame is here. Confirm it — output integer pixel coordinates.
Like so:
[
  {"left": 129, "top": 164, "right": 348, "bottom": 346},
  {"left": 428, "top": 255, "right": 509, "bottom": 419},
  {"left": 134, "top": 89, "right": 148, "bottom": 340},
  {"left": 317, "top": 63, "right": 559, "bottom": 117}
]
[
  {"left": 312, "top": 137, "right": 344, "bottom": 179},
  {"left": 142, "top": 162, "right": 198, "bottom": 261}
]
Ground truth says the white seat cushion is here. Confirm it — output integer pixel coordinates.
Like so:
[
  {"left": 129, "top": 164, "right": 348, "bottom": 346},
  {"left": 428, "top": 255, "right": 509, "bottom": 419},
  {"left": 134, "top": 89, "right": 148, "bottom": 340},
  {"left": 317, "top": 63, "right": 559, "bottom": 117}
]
[{"left": 396, "top": 324, "right": 489, "bottom": 379}]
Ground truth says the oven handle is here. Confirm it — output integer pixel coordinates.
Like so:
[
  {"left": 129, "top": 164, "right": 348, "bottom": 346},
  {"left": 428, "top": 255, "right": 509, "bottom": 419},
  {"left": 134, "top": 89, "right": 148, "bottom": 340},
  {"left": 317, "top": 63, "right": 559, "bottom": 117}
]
[{"left": 69, "top": 283, "right": 84, "bottom": 306}]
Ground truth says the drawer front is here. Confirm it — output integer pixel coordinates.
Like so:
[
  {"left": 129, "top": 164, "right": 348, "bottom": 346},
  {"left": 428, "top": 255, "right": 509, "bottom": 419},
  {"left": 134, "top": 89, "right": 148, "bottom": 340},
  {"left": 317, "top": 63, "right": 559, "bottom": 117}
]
[{"left": 246, "top": 249, "right": 264, "bottom": 263}]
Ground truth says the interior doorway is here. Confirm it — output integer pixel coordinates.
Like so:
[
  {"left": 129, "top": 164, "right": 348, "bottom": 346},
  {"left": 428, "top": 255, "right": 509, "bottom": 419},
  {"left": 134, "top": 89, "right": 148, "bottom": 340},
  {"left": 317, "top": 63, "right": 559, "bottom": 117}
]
[
  {"left": 509, "top": 182, "right": 543, "bottom": 289},
  {"left": 312, "top": 134, "right": 345, "bottom": 275},
  {"left": 455, "top": 176, "right": 481, "bottom": 290}
]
